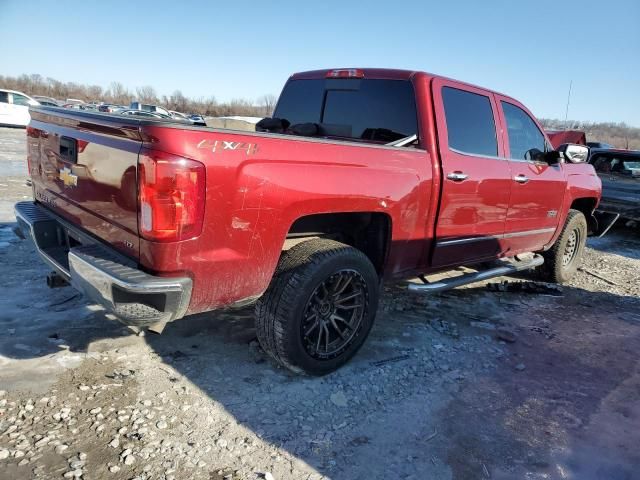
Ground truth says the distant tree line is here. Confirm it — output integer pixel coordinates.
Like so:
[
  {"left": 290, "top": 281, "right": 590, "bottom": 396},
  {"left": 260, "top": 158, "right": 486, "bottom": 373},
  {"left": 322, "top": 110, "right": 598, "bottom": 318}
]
[
  {"left": 1, "top": 74, "right": 638, "bottom": 147},
  {"left": 540, "top": 119, "right": 640, "bottom": 150},
  {"left": 0, "top": 73, "right": 277, "bottom": 117}
]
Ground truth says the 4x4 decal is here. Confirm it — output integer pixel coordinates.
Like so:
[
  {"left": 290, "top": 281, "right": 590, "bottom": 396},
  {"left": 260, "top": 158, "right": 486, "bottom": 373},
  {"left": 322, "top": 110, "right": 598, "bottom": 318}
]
[{"left": 197, "top": 139, "right": 258, "bottom": 155}]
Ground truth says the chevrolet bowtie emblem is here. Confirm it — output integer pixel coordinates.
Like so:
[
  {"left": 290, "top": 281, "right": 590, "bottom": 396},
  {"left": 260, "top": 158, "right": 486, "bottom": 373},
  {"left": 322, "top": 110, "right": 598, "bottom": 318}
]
[{"left": 59, "top": 167, "right": 78, "bottom": 187}]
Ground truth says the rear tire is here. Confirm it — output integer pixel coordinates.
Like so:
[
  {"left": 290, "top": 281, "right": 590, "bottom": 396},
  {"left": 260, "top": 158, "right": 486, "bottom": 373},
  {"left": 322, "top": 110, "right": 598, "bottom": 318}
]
[
  {"left": 540, "top": 209, "right": 587, "bottom": 283},
  {"left": 255, "top": 239, "right": 379, "bottom": 376}
]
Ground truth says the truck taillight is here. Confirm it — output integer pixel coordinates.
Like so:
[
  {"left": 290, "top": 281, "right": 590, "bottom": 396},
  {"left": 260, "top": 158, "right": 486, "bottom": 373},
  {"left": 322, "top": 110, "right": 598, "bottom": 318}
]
[
  {"left": 138, "top": 149, "right": 205, "bottom": 242},
  {"left": 326, "top": 69, "right": 365, "bottom": 78}
]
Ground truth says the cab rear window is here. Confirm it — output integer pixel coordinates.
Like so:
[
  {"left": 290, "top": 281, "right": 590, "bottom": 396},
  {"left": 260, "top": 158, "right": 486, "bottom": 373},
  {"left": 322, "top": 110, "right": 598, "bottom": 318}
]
[{"left": 274, "top": 79, "right": 418, "bottom": 143}]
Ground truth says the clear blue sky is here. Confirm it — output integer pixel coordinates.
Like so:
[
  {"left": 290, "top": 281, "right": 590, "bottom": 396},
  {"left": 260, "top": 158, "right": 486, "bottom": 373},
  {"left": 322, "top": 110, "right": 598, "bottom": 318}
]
[{"left": 1, "top": 0, "right": 639, "bottom": 125}]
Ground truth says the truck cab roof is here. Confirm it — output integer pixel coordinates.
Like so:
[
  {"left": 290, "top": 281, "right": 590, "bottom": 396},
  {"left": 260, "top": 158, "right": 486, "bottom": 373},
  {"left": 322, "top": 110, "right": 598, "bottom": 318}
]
[{"left": 289, "top": 68, "right": 515, "bottom": 102}]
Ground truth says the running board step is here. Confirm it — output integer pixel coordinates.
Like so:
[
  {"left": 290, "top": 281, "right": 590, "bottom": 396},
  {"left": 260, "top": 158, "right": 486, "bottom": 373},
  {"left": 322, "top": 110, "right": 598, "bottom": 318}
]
[{"left": 407, "top": 254, "right": 544, "bottom": 293}]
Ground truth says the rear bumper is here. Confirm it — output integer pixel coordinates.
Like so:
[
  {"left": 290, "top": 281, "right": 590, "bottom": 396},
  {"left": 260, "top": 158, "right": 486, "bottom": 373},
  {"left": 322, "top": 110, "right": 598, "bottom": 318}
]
[{"left": 14, "top": 201, "right": 192, "bottom": 325}]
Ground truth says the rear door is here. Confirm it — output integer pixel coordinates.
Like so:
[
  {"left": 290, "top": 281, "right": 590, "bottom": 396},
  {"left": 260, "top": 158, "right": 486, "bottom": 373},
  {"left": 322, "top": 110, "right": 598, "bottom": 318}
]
[
  {"left": 0, "top": 91, "right": 10, "bottom": 124},
  {"left": 9, "top": 92, "right": 33, "bottom": 126},
  {"left": 496, "top": 97, "right": 566, "bottom": 253},
  {"left": 431, "top": 79, "right": 511, "bottom": 267},
  {"left": 0, "top": 91, "right": 29, "bottom": 126}
]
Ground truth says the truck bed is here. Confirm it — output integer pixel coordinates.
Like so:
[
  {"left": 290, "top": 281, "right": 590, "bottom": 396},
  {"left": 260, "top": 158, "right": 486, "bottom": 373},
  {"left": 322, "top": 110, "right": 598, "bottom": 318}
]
[{"left": 26, "top": 107, "right": 435, "bottom": 315}]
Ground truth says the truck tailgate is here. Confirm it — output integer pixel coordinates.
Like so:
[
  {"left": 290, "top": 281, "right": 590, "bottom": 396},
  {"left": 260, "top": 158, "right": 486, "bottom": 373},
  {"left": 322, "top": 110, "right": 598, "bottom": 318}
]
[{"left": 27, "top": 108, "right": 143, "bottom": 258}]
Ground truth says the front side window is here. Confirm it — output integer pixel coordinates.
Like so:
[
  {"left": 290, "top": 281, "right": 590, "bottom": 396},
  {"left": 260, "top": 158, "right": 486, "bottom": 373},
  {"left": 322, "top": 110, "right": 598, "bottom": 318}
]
[
  {"left": 0, "top": 92, "right": 8, "bottom": 103},
  {"left": 12, "top": 94, "right": 31, "bottom": 106},
  {"left": 442, "top": 87, "right": 497, "bottom": 157},
  {"left": 502, "top": 101, "right": 546, "bottom": 160}
]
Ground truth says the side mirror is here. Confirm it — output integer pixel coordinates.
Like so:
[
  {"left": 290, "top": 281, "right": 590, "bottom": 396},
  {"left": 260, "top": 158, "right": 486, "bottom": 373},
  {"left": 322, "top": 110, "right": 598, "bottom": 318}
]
[
  {"left": 543, "top": 149, "right": 562, "bottom": 165},
  {"left": 558, "top": 143, "right": 589, "bottom": 164},
  {"left": 525, "top": 148, "right": 545, "bottom": 162}
]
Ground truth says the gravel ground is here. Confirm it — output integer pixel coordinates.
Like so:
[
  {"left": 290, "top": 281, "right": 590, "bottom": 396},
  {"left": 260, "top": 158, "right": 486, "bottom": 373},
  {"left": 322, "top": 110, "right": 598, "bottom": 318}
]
[{"left": 0, "top": 126, "right": 639, "bottom": 480}]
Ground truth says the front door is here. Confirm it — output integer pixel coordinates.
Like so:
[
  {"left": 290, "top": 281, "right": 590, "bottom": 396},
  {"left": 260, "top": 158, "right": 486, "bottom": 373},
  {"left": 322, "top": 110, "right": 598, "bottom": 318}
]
[
  {"left": 431, "top": 79, "right": 512, "bottom": 267},
  {"left": 496, "top": 97, "right": 566, "bottom": 253}
]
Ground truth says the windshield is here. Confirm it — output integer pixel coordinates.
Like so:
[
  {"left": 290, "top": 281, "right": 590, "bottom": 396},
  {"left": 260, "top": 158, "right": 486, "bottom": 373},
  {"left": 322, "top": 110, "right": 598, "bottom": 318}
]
[
  {"left": 274, "top": 78, "right": 418, "bottom": 143},
  {"left": 592, "top": 153, "right": 640, "bottom": 177}
]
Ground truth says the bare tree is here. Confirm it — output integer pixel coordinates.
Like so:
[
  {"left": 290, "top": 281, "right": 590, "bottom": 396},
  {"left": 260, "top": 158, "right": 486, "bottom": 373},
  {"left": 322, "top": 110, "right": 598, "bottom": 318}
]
[
  {"left": 87, "top": 85, "right": 103, "bottom": 101},
  {"left": 135, "top": 85, "right": 158, "bottom": 104},
  {"left": 257, "top": 94, "right": 277, "bottom": 117},
  {"left": 168, "top": 90, "right": 188, "bottom": 112},
  {"left": 108, "top": 82, "right": 129, "bottom": 104}
]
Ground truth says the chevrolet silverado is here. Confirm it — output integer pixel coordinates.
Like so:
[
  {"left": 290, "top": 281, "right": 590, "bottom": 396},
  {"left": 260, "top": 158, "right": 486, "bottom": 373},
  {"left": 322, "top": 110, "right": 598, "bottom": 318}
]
[{"left": 15, "top": 68, "right": 602, "bottom": 375}]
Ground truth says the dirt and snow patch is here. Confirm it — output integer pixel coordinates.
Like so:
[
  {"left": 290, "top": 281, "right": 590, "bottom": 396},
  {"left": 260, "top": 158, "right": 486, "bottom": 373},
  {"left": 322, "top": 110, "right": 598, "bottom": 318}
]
[{"left": 1, "top": 126, "right": 639, "bottom": 479}]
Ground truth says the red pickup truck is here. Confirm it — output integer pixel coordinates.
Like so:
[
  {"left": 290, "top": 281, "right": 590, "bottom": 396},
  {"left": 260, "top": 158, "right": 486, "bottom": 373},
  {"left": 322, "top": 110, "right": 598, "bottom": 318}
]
[{"left": 16, "top": 68, "right": 602, "bottom": 375}]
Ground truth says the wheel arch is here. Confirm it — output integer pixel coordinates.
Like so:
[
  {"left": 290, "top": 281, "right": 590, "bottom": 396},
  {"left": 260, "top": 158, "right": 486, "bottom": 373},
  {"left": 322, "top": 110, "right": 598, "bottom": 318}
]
[
  {"left": 285, "top": 211, "right": 392, "bottom": 276},
  {"left": 570, "top": 197, "right": 599, "bottom": 234}
]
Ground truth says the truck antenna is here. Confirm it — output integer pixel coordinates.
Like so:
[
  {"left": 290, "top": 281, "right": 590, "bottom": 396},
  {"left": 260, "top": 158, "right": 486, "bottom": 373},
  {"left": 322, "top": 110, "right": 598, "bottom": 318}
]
[{"left": 564, "top": 80, "right": 572, "bottom": 127}]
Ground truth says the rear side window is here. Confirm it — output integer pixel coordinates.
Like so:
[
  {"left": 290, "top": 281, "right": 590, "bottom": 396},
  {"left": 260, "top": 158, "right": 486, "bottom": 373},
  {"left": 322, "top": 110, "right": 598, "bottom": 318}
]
[
  {"left": 442, "top": 87, "right": 497, "bottom": 157},
  {"left": 274, "top": 79, "right": 418, "bottom": 143},
  {"left": 0, "top": 92, "right": 8, "bottom": 103},
  {"left": 12, "top": 94, "right": 31, "bottom": 106},
  {"left": 501, "top": 101, "right": 546, "bottom": 160}
]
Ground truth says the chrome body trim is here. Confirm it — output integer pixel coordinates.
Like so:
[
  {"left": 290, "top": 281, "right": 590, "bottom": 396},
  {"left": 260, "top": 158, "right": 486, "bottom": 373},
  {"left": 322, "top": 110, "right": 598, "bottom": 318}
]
[
  {"left": 446, "top": 172, "right": 469, "bottom": 181},
  {"left": 407, "top": 254, "right": 544, "bottom": 292},
  {"left": 502, "top": 227, "right": 556, "bottom": 239},
  {"left": 450, "top": 147, "right": 502, "bottom": 161},
  {"left": 449, "top": 147, "right": 556, "bottom": 166},
  {"left": 436, "top": 227, "right": 556, "bottom": 247}
]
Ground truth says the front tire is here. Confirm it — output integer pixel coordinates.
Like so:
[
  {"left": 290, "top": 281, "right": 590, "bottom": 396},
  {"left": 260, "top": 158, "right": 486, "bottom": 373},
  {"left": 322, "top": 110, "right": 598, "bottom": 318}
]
[
  {"left": 540, "top": 209, "right": 587, "bottom": 283},
  {"left": 255, "top": 239, "right": 379, "bottom": 376}
]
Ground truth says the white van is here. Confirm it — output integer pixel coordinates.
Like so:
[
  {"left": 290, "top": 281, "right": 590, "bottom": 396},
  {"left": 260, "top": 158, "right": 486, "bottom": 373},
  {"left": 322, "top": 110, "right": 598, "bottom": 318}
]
[{"left": 0, "top": 89, "right": 40, "bottom": 127}]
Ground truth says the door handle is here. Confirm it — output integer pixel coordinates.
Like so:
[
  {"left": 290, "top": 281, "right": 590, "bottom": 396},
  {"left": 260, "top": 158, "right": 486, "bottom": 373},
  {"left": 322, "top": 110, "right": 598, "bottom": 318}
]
[
  {"left": 514, "top": 174, "right": 529, "bottom": 184},
  {"left": 447, "top": 172, "right": 468, "bottom": 182}
]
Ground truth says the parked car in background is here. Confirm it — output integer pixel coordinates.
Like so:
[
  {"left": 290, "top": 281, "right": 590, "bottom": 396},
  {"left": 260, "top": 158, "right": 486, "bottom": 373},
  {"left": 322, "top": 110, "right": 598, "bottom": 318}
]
[
  {"left": 188, "top": 114, "right": 207, "bottom": 126},
  {"left": 546, "top": 130, "right": 586, "bottom": 149},
  {"left": 587, "top": 142, "right": 615, "bottom": 149},
  {"left": 169, "top": 110, "right": 189, "bottom": 120},
  {"left": 170, "top": 111, "right": 207, "bottom": 126},
  {"left": 62, "top": 103, "right": 89, "bottom": 110},
  {"left": 33, "top": 96, "right": 62, "bottom": 107},
  {"left": 0, "top": 89, "right": 40, "bottom": 127},
  {"left": 119, "top": 110, "right": 168, "bottom": 119},
  {"left": 118, "top": 110, "right": 191, "bottom": 124},
  {"left": 129, "top": 101, "right": 172, "bottom": 117},
  {"left": 589, "top": 148, "right": 640, "bottom": 222},
  {"left": 35, "top": 99, "right": 61, "bottom": 107},
  {"left": 98, "top": 104, "right": 124, "bottom": 113}
]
